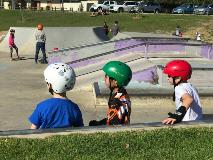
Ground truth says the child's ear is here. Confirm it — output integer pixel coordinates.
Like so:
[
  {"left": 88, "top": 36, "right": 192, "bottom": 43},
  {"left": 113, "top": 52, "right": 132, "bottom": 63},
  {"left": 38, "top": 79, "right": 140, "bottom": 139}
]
[
  {"left": 175, "top": 77, "right": 182, "bottom": 83},
  {"left": 114, "top": 80, "right": 119, "bottom": 87}
]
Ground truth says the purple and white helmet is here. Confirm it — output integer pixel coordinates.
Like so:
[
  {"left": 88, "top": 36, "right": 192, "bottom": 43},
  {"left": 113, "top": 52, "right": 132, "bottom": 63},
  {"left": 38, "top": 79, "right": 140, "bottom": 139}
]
[{"left": 44, "top": 63, "right": 76, "bottom": 93}]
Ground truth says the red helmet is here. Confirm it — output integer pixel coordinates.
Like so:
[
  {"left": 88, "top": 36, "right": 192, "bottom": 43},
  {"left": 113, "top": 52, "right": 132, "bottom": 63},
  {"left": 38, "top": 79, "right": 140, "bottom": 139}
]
[
  {"left": 37, "top": 23, "right": 43, "bottom": 30},
  {"left": 163, "top": 60, "right": 192, "bottom": 81}
]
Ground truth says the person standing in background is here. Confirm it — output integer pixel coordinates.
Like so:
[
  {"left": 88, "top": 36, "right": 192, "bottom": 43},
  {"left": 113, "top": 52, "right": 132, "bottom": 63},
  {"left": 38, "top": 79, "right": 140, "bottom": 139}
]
[
  {"left": 103, "top": 21, "right": 109, "bottom": 36},
  {"left": 111, "top": 21, "right": 120, "bottom": 36},
  {"left": 35, "top": 23, "right": 48, "bottom": 64}
]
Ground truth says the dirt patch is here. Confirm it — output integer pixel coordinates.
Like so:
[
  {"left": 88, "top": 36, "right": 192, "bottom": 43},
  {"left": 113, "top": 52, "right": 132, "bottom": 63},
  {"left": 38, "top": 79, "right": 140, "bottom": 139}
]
[
  {"left": 184, "top": 20, "right": 213, "bottom": 43},
  {"left": 0, "top": 31, "right": 7, "bottom": 43},
  {"left": 0, "top": 31, "right": 7, "bottom": 36}
]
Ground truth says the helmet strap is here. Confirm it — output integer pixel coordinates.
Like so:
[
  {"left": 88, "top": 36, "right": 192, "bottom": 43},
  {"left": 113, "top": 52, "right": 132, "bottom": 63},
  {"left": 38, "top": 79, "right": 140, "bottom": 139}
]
[
  {"left": 172, "top": 77, "right": 182, "bottom": 101},
  {"left": 108, "top": 79, "right": 114, "bottom": 104},
  {"left": 49, "top": 88, "right": 54, "bottom": 95},
  {"left": 118, "top": 87, "right": 126, "bottom": 96},
  {"left": 108, "top": 78, "right": 122, "bottom": 105},
  {"left": 47, "top": 83, "right": 54, "bottom": 95}
]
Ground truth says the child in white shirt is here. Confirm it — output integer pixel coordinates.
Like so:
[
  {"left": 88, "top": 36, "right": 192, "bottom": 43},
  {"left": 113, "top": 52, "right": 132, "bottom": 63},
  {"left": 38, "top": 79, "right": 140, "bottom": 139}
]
[{"left": 162, "top": 60, "right": 203, "bottom": 125}]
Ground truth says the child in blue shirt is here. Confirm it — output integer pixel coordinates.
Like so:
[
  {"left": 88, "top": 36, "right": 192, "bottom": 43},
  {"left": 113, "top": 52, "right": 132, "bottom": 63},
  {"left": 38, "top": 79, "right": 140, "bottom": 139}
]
[{"left": 29, "top": 63, "right": 84, "bottom": 129}]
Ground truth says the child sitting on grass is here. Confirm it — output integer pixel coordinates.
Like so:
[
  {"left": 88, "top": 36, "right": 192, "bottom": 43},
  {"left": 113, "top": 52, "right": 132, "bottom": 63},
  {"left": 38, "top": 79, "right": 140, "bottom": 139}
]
[
  {"left": 29, "top": 63, "right": 84, "bottom": 129},
  {"left": 162, "top": 60, "right": 203, "bottom": 125}
]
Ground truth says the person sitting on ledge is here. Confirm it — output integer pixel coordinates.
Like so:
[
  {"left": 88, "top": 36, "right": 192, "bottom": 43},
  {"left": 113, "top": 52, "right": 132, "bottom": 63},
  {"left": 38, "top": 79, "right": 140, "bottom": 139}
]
[
  {"left": 89, "top": 61, "right": 132, "bottom": 126},
  {"left": 162, "top": 60, "right": 203, "bottom": 125},
  {"left": 90, "top": 8, "right": 109, "bottom": 17},
  {"left": 29, "top": 63, "right": 84, "bottom": 129}
]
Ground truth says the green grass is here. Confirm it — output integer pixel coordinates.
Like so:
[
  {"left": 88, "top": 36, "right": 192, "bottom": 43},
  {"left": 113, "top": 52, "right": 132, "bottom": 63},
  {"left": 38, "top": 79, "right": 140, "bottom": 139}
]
[
  {"left": 1, "top": 10, "right": 213, "bottom": 41},
  {"left": 1, "top": 127, "right": 213, "bottom": 159},
  {"left": 0, "top": 10, "right": 213, "bottom": 34}
]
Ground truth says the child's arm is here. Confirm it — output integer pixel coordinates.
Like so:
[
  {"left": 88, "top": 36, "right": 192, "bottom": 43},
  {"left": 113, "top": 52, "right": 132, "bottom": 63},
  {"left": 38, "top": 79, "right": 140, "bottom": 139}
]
[
  {"left": 181, "top": 93, "right": 193, "bottom": 108},
  {"left": 29, "top": 106, "right": 41, "bottom": 129},
  {"left": 162, "top": 93, "right": 193, "bottom": 125},
  {"left": 44, "top": 33, "right": 46, "bottom": 43},
  {"left": 30, "top": 123, "right": 38, "bottom": 129}
]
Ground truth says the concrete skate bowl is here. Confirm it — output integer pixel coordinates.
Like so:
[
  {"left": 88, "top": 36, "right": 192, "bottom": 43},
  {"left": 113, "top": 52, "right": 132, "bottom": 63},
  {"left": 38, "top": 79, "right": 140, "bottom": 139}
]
[
  {"left": 0, "top": 27, "right": 109, "bottom": 56},
  {"left": 47, "top": 37, "right": 213, "bottom": 87}
]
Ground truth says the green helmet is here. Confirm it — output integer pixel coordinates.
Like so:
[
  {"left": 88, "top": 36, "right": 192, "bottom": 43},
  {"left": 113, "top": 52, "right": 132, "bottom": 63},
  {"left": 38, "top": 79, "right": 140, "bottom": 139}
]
[{"left": 103, "top": 61, "right": 132, "bottom": 87}]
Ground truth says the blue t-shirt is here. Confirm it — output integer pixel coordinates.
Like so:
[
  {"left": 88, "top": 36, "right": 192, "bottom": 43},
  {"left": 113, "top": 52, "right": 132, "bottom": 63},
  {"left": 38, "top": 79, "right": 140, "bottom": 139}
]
[{"left": 29, "top": 98, "right": 84, "bottom": 129}]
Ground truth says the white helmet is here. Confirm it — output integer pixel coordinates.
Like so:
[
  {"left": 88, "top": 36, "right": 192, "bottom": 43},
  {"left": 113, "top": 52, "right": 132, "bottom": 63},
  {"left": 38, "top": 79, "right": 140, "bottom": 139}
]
[{"left": 44, "top": 63, "right": 76, "bottom": 93}]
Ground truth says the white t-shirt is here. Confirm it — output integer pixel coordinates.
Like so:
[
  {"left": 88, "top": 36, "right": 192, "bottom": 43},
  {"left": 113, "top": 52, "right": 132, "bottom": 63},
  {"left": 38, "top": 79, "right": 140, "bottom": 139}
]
[{"left": 175, "top": 83, "right": 203, "bottom": 121}]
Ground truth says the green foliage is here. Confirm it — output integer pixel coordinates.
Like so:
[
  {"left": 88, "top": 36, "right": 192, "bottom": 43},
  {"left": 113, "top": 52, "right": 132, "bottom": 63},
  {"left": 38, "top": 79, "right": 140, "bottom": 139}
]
[{"left": 0, "top": 127, "right": 213, "bottom": 159}]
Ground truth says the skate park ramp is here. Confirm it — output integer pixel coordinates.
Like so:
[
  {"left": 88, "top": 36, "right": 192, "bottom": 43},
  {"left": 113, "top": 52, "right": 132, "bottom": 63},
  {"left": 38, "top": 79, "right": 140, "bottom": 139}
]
[
  {"left": 48, "top": 35, "right": 213, "bottom": 125},
  {"left": 0, "top": 27, "right": 109, "bottom": 56},
  {"left": 1, "top": 31, "right": 213, "bottom": 132},
  {"left": 111, "top": 32, "right": 185, "bottom": 41},
  {"left": 48, "top": 35, "right": 213, "bottom": 89}
]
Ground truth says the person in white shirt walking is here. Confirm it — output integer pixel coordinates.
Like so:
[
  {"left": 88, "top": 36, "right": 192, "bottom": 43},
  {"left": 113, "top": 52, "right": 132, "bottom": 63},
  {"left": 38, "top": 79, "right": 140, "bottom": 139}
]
[{"left": 162, "top": 60, "right": 203, "bottom": 125}]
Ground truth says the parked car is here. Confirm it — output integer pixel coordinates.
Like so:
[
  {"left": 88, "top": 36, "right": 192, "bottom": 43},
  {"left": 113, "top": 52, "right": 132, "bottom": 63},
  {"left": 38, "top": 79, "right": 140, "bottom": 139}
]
[
  {"left": 109, "top": 1, "right": 138, "bottom": 12},
  {"left": 129, "top": 1, "right": 144, "bottom": 13},
  {"left": 194, "top": 4, "right": 213, "bottom": 15},
  {"left": 89, "top": 1, "right": 117, "bottom": 12},
  {"left": 129, "top": 2, "right": 161, "bottom": 13},
  {"left": 172, "top": 4, "right": 198, "bottom": 14}
]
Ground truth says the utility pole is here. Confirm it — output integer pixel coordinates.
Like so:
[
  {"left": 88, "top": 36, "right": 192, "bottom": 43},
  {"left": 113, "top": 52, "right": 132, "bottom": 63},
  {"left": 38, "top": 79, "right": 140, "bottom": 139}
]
[
  {"left": 61, "top": 0, "right": 64, "bottom": 12},
  {"left": 19, "top": 2, "right": 24, "bottom": 22},
  {"left": 0, "top": 0, "right": 2, "bottom": 9},
  {"left": 11, "top": 0, "right": 15, "bottom": 10}
]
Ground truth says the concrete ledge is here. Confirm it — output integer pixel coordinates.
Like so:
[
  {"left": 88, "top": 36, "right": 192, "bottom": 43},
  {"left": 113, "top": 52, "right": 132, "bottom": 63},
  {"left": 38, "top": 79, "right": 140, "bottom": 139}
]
[
  {"left": 48, "top": 36, "right": 209, "bottom": 54},
  {"left": 1, "top": 121, "right": 213, "bottom": 139}
]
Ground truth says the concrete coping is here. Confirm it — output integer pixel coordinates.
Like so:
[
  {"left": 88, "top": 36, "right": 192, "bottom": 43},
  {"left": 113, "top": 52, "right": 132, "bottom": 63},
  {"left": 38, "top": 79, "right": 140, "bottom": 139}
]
[
  {"left": 48, "top": 36, "right": 211, "bottom": 54},
  {"left": 93, "top": 81, "right": 213, "bottom": 97},
  {"left": 53, "top": 43, "right": 211, "bottom": 66},
  {"left": 1, "top": 120, "right": 213, "bottom": 139}
]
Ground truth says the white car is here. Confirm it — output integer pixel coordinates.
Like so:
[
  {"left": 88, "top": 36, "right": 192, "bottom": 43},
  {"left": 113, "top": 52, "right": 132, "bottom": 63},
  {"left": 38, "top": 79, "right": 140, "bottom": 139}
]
[
  {"left": 89, "top": 1, "right": 117, "bottom": 12},
  {"left": 109, "top": 1, "right": 138, "bottom": 12}
]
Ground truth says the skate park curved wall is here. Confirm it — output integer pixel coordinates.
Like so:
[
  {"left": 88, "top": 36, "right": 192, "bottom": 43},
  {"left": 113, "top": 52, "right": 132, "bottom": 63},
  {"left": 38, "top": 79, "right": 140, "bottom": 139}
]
[{"left": 0, "top": 27, "right": 109, "bottom": 55}]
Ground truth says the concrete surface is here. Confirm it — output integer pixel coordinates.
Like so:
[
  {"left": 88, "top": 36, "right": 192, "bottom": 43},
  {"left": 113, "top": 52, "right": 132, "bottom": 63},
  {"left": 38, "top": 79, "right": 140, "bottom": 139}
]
[
  {"left": 1, "top": 121, "right": 213, "bottom": 139},
  {"left": 0, "top": 27, "right": 109, "bottom": 56},
  {"left": 0, "top": 29, "right": 213, "bottom": 135},
  {"left": 1, "top": 50, "right": 213, "bottom": 132}
]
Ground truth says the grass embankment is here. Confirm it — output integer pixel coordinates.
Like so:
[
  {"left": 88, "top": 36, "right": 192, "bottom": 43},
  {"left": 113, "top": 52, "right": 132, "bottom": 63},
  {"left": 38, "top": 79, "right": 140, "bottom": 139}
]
[
  {"left": 0, "top": 127, "right": 213, "bottom": 159},
  {"left": 0, "top": 10, "right": 213, "bottom": 42}
]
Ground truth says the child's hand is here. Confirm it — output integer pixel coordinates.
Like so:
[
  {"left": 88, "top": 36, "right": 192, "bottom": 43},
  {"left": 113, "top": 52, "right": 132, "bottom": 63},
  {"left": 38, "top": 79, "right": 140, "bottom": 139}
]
[
  {"left": 89, "top": 120, "right": 98, "bottom": 126},
  {"left": 162, "top": 118, "right": 176, "bottom": 125}
]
